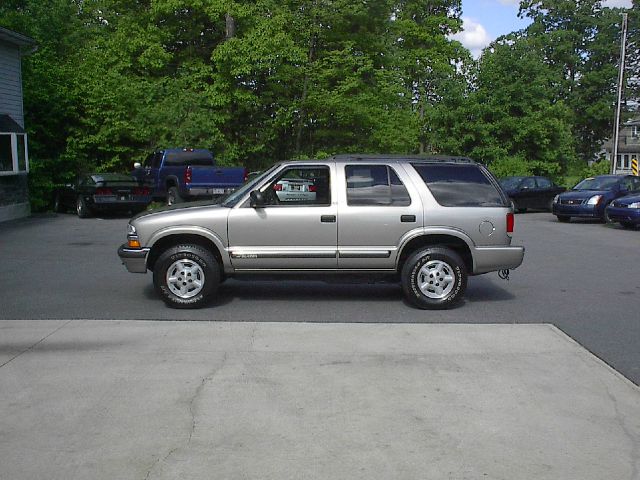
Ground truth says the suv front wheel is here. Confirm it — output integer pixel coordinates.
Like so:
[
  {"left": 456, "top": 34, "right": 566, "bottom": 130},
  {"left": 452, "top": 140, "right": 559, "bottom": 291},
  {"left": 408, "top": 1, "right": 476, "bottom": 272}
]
[
  {"left": 401, "top": 247, "right": 467, "bottom": 310},
  {"left": 153, "top": 244, "right": 220, "bottom": 308}
]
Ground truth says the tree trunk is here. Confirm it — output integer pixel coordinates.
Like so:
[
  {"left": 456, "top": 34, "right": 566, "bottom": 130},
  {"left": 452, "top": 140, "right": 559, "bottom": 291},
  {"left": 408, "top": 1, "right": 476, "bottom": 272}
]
[
  {"left": 295, "top": 33, "right": 317, "bottom": 155},
  {"left": 225, "top": 13, "right": 236, "bottom": 40}
]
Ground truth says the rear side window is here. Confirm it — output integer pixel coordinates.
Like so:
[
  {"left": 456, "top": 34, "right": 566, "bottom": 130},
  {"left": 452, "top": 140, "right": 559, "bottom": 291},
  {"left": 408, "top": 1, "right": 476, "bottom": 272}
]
[
  {"left": 345, "top": 165, "right": 411, "bottom": 206},
  {"left": 412, "top": 163, "right": 505, "bottom": 207},
  {"left": 164, "top": 151, "right": 214, "bottom": 167}
]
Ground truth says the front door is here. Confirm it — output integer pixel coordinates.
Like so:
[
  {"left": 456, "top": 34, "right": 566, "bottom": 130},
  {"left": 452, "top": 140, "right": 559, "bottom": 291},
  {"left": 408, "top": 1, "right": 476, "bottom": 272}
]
[{"left": 227, "top": 164, "right": 338, "bottom": 270}]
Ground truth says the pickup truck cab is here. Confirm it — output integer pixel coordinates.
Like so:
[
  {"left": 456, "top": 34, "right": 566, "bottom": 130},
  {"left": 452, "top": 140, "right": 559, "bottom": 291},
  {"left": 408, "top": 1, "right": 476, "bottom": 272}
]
[
  {"left": 118, "top": 155, "right": 524, "bottom": 310},
  {"left": 133, "top": 148, "right": 247, "bottom": 205}
]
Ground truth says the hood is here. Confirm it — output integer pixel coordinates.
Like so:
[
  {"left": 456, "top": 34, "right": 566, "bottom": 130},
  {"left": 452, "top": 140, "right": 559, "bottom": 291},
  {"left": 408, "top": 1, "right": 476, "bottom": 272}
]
[
  {"left": 132, "top": 199, "right": 222, "bottom": 220},
  {"left": 613, "top": 194, "right": 640, "bottom": 206},
  {"left": 560, "top": 189, "right": 611, "bottom": 200}
]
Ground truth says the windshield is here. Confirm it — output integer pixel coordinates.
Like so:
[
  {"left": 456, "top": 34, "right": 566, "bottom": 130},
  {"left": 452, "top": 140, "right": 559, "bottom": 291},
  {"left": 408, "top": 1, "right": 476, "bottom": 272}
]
[
  {"left": 499, "top": 177, "right": 524, "bottom": 190},
  {"left": 573, "top": 177, "right": 619, "bottom": 191},
  {"left": 221, "top": 164, "right": 281, "bottom": 207}
]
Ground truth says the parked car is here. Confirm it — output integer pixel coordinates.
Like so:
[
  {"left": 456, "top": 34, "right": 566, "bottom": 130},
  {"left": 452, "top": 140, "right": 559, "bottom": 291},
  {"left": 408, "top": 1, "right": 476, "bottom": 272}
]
[
  {"left": 552, "top": 175, "right": 640, "bottom": 223},
  {"left": 118, "top": 155, "right": 524, "bottom": 310},
  {"left": 274, "top": 178, "right": 317, "bottom": 203},
  {"left": 499, "top": 176, "right": 565, "bottom": 212},
  {"left": 132, "top": 148, "right": 247, "bottom": 206},
  {"left": 605, "top": 193, "right": 640, "bottom": 229},
  {"left": 54, "top": 173, "right": 151, "bottom": 218}
]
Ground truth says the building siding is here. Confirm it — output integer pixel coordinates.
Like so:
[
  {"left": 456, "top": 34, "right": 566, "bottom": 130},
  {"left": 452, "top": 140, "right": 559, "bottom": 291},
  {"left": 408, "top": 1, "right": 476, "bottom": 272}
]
[{"left": 0, "top": 42, "right": 24, "bottom": 128}]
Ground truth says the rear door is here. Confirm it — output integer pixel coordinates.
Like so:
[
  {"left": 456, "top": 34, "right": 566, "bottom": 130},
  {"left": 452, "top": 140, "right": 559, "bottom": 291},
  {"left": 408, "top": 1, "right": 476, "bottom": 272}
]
[{"left": 336, "top": 163, "right": 423, "bottom": 270}]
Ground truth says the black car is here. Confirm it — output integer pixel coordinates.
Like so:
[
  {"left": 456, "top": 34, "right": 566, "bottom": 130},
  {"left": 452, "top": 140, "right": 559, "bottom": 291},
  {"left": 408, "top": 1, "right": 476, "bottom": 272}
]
[
  {"left": 499, "top": 176, "right": 565, "bottom": 212},
  {"left": 54, "top": 173, "right": 152, "bottom": 218}
]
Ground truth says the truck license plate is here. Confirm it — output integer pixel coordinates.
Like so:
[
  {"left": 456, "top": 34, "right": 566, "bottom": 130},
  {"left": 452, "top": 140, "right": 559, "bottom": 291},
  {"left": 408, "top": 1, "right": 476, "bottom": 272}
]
[{"left": 212, "top": 188, "right": 225, "bottom": 194}]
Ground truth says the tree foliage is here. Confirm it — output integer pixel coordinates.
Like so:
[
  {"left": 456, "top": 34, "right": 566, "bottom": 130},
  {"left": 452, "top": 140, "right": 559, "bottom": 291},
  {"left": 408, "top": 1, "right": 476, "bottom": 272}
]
[{"left": 0, "top": 0, "right": 636, "bottom": 209}]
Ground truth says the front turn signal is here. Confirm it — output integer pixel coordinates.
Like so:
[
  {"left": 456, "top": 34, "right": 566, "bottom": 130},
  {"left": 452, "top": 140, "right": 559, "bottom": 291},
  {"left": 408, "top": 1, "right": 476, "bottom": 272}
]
[{"left": 128, "top": 238, "right": 141, "bottom": 248}]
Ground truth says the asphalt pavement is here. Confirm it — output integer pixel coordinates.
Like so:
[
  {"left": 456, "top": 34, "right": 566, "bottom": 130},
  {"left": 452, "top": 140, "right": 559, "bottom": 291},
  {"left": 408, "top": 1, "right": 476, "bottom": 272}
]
[{"left": 1, "top": 212, "right": 639, "bottom": 383}]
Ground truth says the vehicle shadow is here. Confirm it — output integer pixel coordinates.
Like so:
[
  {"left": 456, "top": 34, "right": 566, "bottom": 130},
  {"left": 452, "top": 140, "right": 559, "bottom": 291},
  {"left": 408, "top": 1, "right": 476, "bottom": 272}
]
[{"left": 141, "top": 276, "right": 515, "bottom": 309}]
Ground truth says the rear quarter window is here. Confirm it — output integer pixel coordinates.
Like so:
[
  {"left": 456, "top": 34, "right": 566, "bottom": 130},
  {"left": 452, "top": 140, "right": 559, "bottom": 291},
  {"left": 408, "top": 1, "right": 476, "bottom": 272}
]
[{"left": 411, "top": 163, "right": 506, "bottom": 207}]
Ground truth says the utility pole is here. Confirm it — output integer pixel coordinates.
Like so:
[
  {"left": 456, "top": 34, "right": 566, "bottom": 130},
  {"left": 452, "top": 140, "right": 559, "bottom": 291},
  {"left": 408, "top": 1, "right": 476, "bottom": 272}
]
[{"left": 611, "top": 13, "right": 628, "bottom": 175}]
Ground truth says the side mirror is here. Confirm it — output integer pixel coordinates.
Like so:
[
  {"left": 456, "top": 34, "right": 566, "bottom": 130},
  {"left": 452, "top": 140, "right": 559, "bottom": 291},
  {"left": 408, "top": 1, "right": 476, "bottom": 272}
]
[
  {"left": 249, "top": 190, "right": 265, "bottom": 208},
  {"left": 133, "top": 162, "right": 142, "bottom": 169}
]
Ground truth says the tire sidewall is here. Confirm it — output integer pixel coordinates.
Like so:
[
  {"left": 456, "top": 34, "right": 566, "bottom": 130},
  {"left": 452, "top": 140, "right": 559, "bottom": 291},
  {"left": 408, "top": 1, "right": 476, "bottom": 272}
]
[
  {"left": 154, "top": 246, "right": 219, "bottom": 308},
  {"left": 402, "top": 248, "right": 466, "bottom": 309}
]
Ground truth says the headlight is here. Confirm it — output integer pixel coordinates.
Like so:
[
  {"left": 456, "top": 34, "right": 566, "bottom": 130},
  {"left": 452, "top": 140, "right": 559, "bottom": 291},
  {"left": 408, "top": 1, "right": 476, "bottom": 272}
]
[
  {"left": 553, "top": 194, "right": 560, "bottom": 203},
  {"left": 628, "top": 202, "right": 640, "bottom": 209},
  {"left": 586, "top": 195, "right": 603, "bottom": 205},
  {"left": 127, "top": 223, "right": 137, "bottom": 235}
]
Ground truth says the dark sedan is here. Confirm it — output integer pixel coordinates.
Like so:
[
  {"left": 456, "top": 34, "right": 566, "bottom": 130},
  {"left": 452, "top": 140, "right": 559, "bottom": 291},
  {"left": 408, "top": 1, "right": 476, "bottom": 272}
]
[
  {"left": 54, "top": 173, "right": 152, "bottom": 218},
  {"left": 606, "top": 193, "right": 640, "bottom": 229},
  {"left": 552, "top": 175, "right": 640, "bottom": 223},
  {"left": 499, "top": 176, "right": 565, "bottom": 212}
]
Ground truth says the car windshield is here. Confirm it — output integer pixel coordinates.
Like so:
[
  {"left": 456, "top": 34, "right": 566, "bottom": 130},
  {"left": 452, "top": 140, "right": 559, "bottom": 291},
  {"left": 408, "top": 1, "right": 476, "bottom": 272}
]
[
  {"left": 573, "top": 177, "right": 620, "bottom": 191},
  {"left": 499, "top": 177, "right": 525, "bottom": 190},
  {"left": 221, "top": 164, "right": 281, "bottom": 207}
]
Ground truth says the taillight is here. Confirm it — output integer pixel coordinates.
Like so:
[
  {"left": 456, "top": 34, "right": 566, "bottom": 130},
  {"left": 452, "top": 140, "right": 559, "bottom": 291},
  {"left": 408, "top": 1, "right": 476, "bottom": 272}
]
[
  {"left": 95, "top": 187, "right": 113, "bottom": 195},
  {"left": 184, "top": 166, "right": 192, "bottom": 184},
  {"left": 506, "top": 212, "right": 514, "bottom": 234},
  {"left": 273, "top": 183, "right": 283, "bottom": 191},
  {"left": 133, "top": 186, "right": 150, "bottom": 195},
  {"left": 243, "top": 168, "right": 249, "bottom": 183},
  {"left": 308, "top": 185, "right": 317, "bottom": 192}
]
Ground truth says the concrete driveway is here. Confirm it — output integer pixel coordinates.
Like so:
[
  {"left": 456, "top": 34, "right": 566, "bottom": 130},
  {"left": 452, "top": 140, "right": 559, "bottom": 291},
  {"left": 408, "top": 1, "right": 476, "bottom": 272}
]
[{"left": 1, "top": 320, "right": 639, "bottom": 480}]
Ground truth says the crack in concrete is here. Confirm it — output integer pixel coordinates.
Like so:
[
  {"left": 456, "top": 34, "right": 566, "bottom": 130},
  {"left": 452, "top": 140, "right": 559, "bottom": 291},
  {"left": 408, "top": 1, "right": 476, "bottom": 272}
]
[
  {"left": 0, "top": 320, "right": 74, "bottom": 370},
  {"left": 603, "top": 382, "right": 640, "bottom": 480},
  {"left": 142, "top": 352, "right": 229, "bottom": 480}
]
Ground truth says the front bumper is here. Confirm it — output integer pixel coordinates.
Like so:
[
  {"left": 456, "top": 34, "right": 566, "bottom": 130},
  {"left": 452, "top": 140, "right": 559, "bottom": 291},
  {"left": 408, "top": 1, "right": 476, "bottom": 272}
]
[
  {"left": 605, "top": 206, "right": 640, "bottom": 225},
  {"left": 472, "top": 245, "right": 525, "bottom": 275},
  {"left": 552, "top": 203, "right": 603, "bottom": 218},
  {"left": 117, "top": 244, "right": 150, "bottom": 273}
]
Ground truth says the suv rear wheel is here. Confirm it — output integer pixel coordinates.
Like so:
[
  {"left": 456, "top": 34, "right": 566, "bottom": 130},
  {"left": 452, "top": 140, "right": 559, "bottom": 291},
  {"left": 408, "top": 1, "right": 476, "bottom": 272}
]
[
  {"left": 401, "top": 247, "right": 467, "bottom": 310},
  {"left": 153, "top": 244, "right": 220, "bottom": 308}
]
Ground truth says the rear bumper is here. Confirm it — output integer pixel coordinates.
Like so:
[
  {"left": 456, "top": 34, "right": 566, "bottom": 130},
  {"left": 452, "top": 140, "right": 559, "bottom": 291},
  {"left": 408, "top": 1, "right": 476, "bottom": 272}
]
[
  {"left": 605, "top": 206, "right": 640, "bottom": 225},
  {"left": 117, "top": 244, "right": 149, "bottom": 273},
  {"left": 472, "top": 245, "right": 525, "bottom": 275},
  {"left": 187, "top": 187, "right": 237, "bottom": 197}
]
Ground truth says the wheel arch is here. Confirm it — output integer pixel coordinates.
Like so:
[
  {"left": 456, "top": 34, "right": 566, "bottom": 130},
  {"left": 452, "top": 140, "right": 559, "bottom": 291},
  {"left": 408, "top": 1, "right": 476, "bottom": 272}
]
[
  {"left": 397, "top": 231, "right": 474, "bottom": 275},
  {"left": 146, "top": 229, "right": 228, "bottom": 272}
]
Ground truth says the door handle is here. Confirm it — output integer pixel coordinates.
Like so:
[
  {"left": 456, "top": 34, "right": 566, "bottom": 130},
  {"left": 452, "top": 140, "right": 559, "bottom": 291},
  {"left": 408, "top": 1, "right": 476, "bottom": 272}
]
[
  {"left": 401, "top": 215, "right": 416, "bottom": 223},
  {"left": 321, "top": 215, "right": 336, "bottom": 223}
]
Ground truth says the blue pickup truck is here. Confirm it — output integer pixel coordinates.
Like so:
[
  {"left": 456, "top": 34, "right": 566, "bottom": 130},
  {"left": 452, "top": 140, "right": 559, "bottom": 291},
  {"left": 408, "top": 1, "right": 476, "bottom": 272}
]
[{"left": 133, "top": 149, "right": 247, "bottom": 205}]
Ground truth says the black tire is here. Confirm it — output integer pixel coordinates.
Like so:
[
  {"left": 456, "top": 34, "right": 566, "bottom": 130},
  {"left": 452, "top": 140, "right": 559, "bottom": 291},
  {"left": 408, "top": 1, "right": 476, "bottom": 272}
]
[
  {"left": 603, "top": 207, "right": 612, "bottom": 224},
  {"left": 53, "top": 192, "right": 63, "bottom": 213},
  {"left": 153, "top": 244, "right": 220, "bottom": 309},
  {"left": 556, "top": 215, "right": 570, "bottom": 223},
  {"left": 401, "top": 247, "right": 467, "bottom": 310},
  {"left": 76, "top": 196, "right": 92, "bottom": 218},
  {"left": 620, "top": 221, "right": 636, "bottom": 230},
  {"left": 166, "top": 186, "right": 183, "bottom": 206},
  {"left": 547, "top": 198, "right": 555, "bottom": 211}
]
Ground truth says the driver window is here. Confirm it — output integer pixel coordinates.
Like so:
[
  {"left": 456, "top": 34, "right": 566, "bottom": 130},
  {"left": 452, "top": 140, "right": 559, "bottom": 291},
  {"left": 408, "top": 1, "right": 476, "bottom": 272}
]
[
  {"left": 521, "top": 178, "right": 536, "bottom": 189},
  {"left": 261, "top": 166, "right": 331, "bottom": 206}
]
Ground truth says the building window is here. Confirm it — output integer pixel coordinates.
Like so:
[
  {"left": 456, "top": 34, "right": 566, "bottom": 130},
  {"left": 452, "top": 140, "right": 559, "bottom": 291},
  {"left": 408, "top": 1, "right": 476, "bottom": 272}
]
[
  {"left": 624, "top": 154, "right": 630, "bottom": 169},
  {"left": 0, "top": 133, "right": 29, "bottom": 175},
  {"left": 617, "top": 155, "right": 623, "bottom": 169}
]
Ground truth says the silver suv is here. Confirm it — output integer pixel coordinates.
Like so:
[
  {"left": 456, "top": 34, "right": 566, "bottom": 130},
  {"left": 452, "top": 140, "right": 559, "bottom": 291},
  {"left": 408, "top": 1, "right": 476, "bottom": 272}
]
[{"left": 118, "top": 155, "right": 524, "bottom": 309}]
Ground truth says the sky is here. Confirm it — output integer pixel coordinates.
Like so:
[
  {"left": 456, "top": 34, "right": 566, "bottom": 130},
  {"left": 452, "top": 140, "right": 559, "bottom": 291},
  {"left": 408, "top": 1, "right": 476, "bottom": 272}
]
[{"left": 455, "top": 0, "right": 634, "bottom": 58}]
